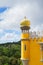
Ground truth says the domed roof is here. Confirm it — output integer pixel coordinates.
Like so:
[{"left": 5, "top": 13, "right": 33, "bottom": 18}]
[{"left": 20, "top": 17, "right": 30, "bottom": 27}]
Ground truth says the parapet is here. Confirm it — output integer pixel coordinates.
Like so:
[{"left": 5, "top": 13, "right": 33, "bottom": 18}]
[{"left": 29, "top": 31, "right": 43, "bottom": 42}]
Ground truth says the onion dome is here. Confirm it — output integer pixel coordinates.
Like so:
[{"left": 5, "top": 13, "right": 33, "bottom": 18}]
[
  {"left": 20, "top": 17, "right": 30, "bottom": 30},
  {"left": 20, "top": 17, "right": 30, "bottom": 27}
]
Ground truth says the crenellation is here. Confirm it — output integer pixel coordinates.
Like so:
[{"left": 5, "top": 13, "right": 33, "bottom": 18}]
[{"left": 29, "top": 37, "right": 43, "bottom": 42}]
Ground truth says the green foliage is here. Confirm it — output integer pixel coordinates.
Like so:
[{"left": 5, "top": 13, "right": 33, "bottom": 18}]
[
  {"left": 0, "top": 41, "right": 22, "bottom": 65},
  {"left": 4, "top": 63, "right": 8, "bottom": 65}
]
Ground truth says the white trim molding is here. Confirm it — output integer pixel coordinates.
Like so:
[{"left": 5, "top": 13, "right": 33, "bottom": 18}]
[
  {"left": 21, "top": 58, "right": 29, "bottom": 65},
  {"left": 38, "top": 42, "right": 43, "bottom": 62}
]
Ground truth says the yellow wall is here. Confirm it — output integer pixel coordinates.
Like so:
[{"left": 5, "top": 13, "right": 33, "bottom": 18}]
[
  {"left": 21, "top": 33, "right": 43, "bottom": 65},
  {"left": 21, "top": 41, "right": 30, "bottom": 59},
  {"left": 29, "top": 38, "right": 43, "bottom": 65}
]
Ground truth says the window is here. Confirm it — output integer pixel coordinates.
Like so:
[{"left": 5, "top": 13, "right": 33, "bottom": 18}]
[{"left": 24, "top": 45, "right": 26, "bottom": 51}]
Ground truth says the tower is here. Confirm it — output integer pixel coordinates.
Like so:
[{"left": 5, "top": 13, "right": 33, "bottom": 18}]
[{"left": 20, "top": 17, "right": 30, "bottom": 65}]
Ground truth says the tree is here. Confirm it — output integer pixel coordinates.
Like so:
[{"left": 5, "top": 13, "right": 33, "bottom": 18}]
[{"left": 0, "top": 41, "right": 21, "bottom": 65}]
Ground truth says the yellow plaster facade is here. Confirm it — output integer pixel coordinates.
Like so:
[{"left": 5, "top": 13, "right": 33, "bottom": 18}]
[{"left": 20, "top": 17, "right": 43, "bottom": 65}]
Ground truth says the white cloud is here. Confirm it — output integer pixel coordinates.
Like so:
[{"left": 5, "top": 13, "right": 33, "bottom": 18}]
[
  {"left": 0, "top": 0, "right": 15, "bottom": 7},
  {"left": 0, "top": 29, "right": 3, "bottom": 33},
  {"left": 0, "top": 2, "right": 42, "bottom": 30},
  {"left": 0, "top": 32, "right": 20, "bottom": 43},
  {"left": 0, "top": 0, "right": 43, "bottom": 7},
  {"left": 41, "top": 24, "right": 43, "bottom": 27},
  {"left": 0, "top": 0, "right": 43, "bottom": 43},
  {"left": 0, "top": 5, "right": 27, "bottom": 30}
]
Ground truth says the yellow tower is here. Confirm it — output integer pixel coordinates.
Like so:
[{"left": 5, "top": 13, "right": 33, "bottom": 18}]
[
  {"left": 20, "top": 17, "right": 30, "bottom": 65},
  {"left": 20, "top": 17, "right": 43, "bottom": 65}
]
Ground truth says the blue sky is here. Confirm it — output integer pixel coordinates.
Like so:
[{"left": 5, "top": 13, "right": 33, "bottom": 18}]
[
  {"left": 0, "top": 8, "right": 7, "bottom": 13},
  {"left": 0, "top": 0, "right": 43, "bottom": 43}
]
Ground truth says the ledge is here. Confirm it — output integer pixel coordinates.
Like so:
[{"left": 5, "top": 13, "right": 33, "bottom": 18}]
[{"left": 21, "top": 58, "right": 29, "bottom": 61}]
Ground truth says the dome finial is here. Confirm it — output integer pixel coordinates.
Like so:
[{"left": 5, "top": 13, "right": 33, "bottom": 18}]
[{"left": 24, "top": 16, "right": 27, "bottom": 19}]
